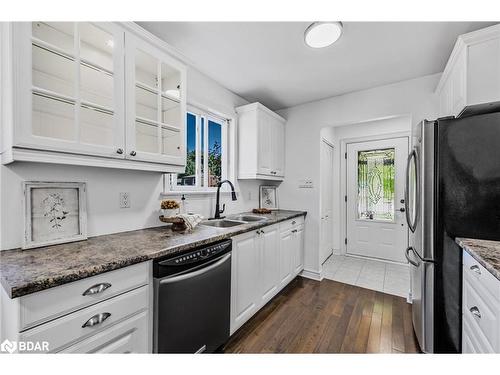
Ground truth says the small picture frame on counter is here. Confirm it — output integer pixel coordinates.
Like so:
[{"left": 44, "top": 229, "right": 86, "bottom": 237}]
[
  {"left": 259, "top": 185, "right": 279, "bottom": 210},
  {"left": 23, "top": 182, "right": 87, "bottom": 249}
]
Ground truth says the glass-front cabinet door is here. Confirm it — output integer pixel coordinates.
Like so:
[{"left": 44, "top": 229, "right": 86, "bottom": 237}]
[
  {"left": 125, "top": 34, "right": 186, "bottom": 166},
  {"left": 14, "top": 22, "right": 126, "bottom": 157}
]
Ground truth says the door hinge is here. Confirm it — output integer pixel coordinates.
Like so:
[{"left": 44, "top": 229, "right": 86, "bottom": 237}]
[
  {"left": 345, "top": 238, "right": 348, "bottom": 245},
  {"left": 344, "top": 152, "right": 347, "bottom": 159},
  {"left": 344, "top": 195, "right": 347, "bottom": 202}
]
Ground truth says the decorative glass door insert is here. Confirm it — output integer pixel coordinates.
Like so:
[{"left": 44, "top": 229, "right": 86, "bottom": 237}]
[{"left": 357, "top": 148, "right": 395, "bottom": 221}]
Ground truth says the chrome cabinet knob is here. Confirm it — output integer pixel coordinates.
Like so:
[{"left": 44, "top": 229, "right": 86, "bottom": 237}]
[
  {"left": 399, "top": 207, "right": 406, "bottom": 212},
  {"left": 130, "top": 150, "right": 137, "bottom": 156},
  {"left": 82, "top": 312, "right": 111, "bottom": 328},
  {"left": 470, "top": 306, "right": 481, "bottom": 319},
  {"left": 116, "top": 148, "right": 123, "bottom": 154},
  {"left": 470, "top": 265, "right": 481, "bottom": 275}
]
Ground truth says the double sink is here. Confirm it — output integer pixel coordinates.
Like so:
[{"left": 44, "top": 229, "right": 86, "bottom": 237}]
[{"left": 201, "top": 214, "right": 268, "bottom": 228}]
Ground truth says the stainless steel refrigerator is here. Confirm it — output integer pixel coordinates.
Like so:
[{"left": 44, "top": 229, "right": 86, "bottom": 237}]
[{"left": 405, "top": 112, "right": 500, "bottom": 353}]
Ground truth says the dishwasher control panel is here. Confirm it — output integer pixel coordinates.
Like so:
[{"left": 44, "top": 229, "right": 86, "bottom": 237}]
[{"left": 157, "top": 239, "right": 232, "bottom": 267}]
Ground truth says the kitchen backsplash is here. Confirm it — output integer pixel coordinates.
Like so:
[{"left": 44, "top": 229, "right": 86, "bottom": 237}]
[{"left": 0, "top": 162, "right": 276, "bottom": 251}]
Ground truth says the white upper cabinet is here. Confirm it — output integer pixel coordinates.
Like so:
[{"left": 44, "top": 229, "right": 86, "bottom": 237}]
[
  {"left": 125, "top": 33, "right": 186, "bottom": 166},
  {"left": 13, "top": 22, "right": 125, "bottom": 157},
  {"left": 436, "top": 24, "right": 500, "bottom": 118},
  {"left": 1, "top": 22, "right": 186, "bottom": 172},
  {"left": 236, "top": 102, "right": 286, "bottom": 181}
]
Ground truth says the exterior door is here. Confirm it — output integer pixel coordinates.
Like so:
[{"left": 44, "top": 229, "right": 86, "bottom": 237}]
[
  {"left": 320, "top": 140, "right": 334, "bottom": 264},
  {"left": 346, "top": 137, "right": 408, "bottom": 262}
]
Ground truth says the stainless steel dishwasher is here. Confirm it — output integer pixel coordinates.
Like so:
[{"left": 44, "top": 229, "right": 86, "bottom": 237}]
[{"left": 153, "top": 239, "right": 232, "bottom": 353}]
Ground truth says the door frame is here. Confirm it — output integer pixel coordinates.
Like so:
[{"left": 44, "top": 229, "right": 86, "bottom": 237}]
[
  {"left": 320, "top": 138, "right": 334, "bottom": 264},
  {"left": 340, "top": 131, "right": 410, "bottom": 257}
]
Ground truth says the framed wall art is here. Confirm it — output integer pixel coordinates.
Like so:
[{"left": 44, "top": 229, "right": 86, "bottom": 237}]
[
  {"left": 23, "top": 182, "right": 87, "bottom": 249},
  {"left": 259, "top": 185, "right": 279, "bottom": 210}
]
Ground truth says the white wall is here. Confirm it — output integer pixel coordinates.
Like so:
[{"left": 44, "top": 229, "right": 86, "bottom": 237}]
[
  {"left": 277, "top": 73, "right": 440, "bottom": 276},
  {"left": 0, "top": 66, "right": 258, "bottom": 250}
]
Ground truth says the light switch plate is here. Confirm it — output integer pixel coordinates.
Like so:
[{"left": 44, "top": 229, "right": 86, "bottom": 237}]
[
  {"left": 298, "top": 179, "right": 314, "bottom": 188},
  {"left": 119, "top": 192, "right": 130, "bottom": 208}
]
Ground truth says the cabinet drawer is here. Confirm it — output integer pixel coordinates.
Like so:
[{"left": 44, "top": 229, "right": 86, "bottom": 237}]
[
  {"left": 279, "top": 217, "right": 304, "bottom": 233},
  {"left": 463, "top": 277, "right": 499, "bottom": 351},
  {"left": 20, "top": 285, "right": 149, "bottom": 353},
  {"left": 19, "top": 262, "right": 149, "bottom": 331},
  {"left": 463, "top": 251, "right": 500, "bottom": 302},
  {"left": 60, "top": 310, "right": 149, "bottom": 353}
]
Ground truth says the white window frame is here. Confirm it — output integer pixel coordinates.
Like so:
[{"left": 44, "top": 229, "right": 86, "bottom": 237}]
[{"left": 165, "top": 104, "right": 231, "bottom": 193}]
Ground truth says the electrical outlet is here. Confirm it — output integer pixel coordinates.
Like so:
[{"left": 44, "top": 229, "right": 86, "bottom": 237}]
[{"left": 119, "top": 192, "right": 130, "bottom": 208}]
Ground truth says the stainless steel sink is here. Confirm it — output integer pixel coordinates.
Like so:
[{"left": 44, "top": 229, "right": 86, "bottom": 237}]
[
  {"left": 227, "top": 214, "right": 268, "bottom": 222},
  {"left": 201, "top": 219, "right": 246, "bottom": 228}
]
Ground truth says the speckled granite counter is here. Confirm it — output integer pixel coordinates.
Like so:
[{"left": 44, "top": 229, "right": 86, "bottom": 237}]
[
  {"left": 0, "top": 210, "right": 306, "bottom": 299},
  {"left": 456, "top": 237, "right": 500, "bottom": 281}
]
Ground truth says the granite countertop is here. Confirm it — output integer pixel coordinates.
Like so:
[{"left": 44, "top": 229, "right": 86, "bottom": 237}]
[
  {"left": 0, "top": 210, "right": 306, "bottom": 299},
  {"left": 456, "top": 237, "right": 500, "bottom": 281}
]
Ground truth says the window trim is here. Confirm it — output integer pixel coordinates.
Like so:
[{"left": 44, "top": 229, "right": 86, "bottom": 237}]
[{"left": 165, "top": 104, "right": 232, "bottom": 194}]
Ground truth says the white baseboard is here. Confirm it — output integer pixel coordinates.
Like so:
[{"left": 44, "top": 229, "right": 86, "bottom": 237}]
[{"left": 300, "top": 268, "right": 323, "bottom": 281}]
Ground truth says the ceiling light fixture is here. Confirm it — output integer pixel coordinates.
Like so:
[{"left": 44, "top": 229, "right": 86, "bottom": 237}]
[{"left": 304, "top": 22, "right": 343, "bottom": 48}]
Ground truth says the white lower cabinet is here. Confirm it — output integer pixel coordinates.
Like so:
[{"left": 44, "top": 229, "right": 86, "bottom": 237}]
[
  {"left": 230, "top": 230, "right": 261, "bottom": 333},
  {"left": 279, "top": 229, "right": 294, "bottom": 288},
  {"left": 462, "top": 250, "right": 500, "bottom": 353},
  {"left": 260, "top": 225, "right": 280, "bottom": 304},
  {"left": 230, "top": 218, "right": 305, "bottom": 335},
  {"left": 61, "top": 311, "right": 148, "bottom": 353},
  {"left": 1, "top": 262, "right": 152, "bottom": 353}
]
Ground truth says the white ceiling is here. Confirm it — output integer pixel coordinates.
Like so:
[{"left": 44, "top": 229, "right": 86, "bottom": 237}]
[{"left": 138, "top": 22, "right": 496, "bottom": 110}]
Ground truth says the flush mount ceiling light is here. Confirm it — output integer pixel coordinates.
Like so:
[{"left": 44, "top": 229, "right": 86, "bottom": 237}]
[{"left": 304, "top": 22, "right": 343, "bottom": 48}]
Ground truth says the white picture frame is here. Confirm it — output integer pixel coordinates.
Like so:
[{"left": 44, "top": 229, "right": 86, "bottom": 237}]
[
  {"left": 23, "top": 182, "right": 87, "bottom": 249},
  {"left": 259, "top": 185, "right": 279, "bottom": 210}
]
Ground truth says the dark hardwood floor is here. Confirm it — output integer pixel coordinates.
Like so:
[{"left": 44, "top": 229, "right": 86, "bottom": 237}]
[{"left": 223, "top": 277, "right": 421, "bottom": 353}]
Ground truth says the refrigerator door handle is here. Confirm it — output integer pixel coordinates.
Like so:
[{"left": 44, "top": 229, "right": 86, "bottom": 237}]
[
  {"left": 405, "top": 246, "right": 420, "bottom": 267},
  {"left": 406, "top": 245, "right": 436, "bottom": 265},
  {"left": 405, "top": 149, "right": 419, "bottom": 233}
]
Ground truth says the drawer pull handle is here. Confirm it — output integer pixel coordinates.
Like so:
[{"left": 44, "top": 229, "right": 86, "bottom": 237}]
[
  {"left": 470, "top": 265, "right": 481, "bottom": 275},
  {"left": 82, "top": 312, "right": 111, "bottom": 328},
  {"left": 82, "top": 283, "right": 112, "bottom": 296},
  {"left": 470, "top": 306, "right": 481, "bottom": 319}
]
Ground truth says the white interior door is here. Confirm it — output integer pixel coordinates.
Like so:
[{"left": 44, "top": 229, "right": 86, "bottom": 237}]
[
  {"left": 320, "top": 140, "right": 334, "bottom": 264},
  {"left": 346, "top": 137, "right": 408, "bottom": 263}
]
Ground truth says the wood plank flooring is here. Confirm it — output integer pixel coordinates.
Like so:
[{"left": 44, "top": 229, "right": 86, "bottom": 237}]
[{"left": 223, "top": 277, "right": 421, "bottom": 353}]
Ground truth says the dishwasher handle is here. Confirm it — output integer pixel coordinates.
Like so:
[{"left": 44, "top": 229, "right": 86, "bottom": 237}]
[{"left": 159, "top": 253, "right": 231, "bottom": 285}]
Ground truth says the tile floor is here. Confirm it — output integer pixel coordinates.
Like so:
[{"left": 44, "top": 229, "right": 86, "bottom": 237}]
[{"left": 322, "top": 254, "right": 410, "bottom": 298}]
